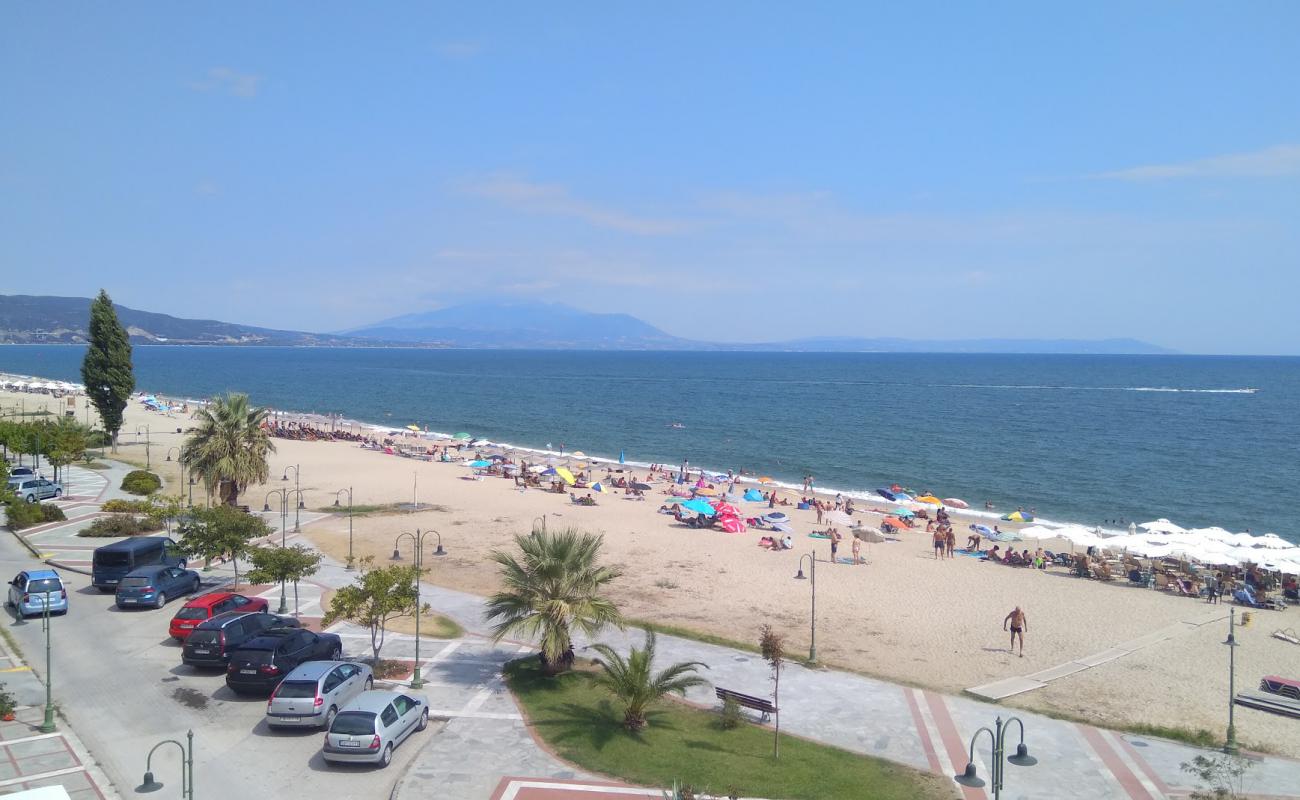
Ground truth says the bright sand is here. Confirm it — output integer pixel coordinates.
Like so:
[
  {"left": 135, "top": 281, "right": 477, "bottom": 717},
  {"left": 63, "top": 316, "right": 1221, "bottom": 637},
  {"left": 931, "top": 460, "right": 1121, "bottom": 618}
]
[{"left": 6, "top": 387, "right": 1298, "bottom": 756}]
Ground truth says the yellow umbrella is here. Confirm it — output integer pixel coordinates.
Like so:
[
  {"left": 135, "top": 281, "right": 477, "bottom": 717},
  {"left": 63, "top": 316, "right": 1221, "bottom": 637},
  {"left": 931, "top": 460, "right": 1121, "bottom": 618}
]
[
  {"left": 694, "top": 487, "right": 718, "bottom": 496},
  {"left": 556, "top": 467, "right": 577, "bottom": 486},
  {"left": 571, "top": 451, "right": 587, "bottom": 458},
  {"left": 406, "top": 424, "right": 421, "bottom": 431},
  {"left": 757, "top": 476, "right": 774, "bottom": 484},
  {"left": 916, "top": 495, "right": 943, "bottom": 505}
]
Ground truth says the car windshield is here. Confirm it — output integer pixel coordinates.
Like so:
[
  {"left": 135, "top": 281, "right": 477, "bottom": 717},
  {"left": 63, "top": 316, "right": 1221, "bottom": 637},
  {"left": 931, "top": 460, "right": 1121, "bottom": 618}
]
[
  {"left": 26, "top": 579, "right": 61, "bottom": 593},
  {"left": 175, "top": 607, "right": 207, "bottom": 620},
  {"left": 330, "top": 712, "right": 376, "bottom": 736},
  {"left": 94, "top": 552, "right": 130, "bottom": 568},
  {"left": 187, "top": 631, "right": 219, "bottom": 645},
  {"left": 275, "top": 681, "right": 317, "bottom": 699},
  {"left": 231, "top": 650, "right": 272, "bottom": 666},
  {"left": 119, "top": 577, "right": 150, "bottom": 588}
]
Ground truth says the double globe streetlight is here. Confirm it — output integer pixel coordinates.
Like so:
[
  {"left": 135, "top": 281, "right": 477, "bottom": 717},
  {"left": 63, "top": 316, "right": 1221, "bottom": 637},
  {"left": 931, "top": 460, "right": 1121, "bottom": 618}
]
[{"left": 390, "top": 529, "right": 446, "bottom": 689}]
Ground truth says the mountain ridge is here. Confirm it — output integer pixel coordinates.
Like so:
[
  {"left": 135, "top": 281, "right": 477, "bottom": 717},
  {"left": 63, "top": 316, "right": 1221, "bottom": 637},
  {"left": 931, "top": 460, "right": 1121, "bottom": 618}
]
[{"left": 0, "top": 295, "right": 1176, "bottom": 354}]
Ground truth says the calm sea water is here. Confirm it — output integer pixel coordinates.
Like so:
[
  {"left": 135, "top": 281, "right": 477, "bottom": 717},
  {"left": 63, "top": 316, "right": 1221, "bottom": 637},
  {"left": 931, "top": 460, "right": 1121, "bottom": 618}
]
[{"left": 5, "top": 345, "right": 1297, "bottom": 541}]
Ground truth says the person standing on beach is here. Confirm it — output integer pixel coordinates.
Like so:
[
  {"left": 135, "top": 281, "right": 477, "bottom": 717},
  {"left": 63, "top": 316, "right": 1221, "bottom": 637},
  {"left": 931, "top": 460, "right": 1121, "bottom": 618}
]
[
  {"left": 1003, "top": 606, "right": 1027, "bottom": 657},
  {"left": 851, "top": 534, "right": 862, "bottom": 565},
  {"left": 933, "top": 527, "right": 946, "bottom": 560},
  {"left": 815, "top": 501, "right": 824, "bottom": 525},
  {"left": 829, "top": 528, "right": 842, "bottom": 563},
  {"left": 945, "top": 526, "right": 956, "bottom": 559}
]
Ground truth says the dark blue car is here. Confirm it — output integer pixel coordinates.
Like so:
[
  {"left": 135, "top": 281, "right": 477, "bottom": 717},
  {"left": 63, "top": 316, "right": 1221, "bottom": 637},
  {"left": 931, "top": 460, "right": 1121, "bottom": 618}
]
[{"left": 115, "top": 565, "right": 201, "bottom": 610}]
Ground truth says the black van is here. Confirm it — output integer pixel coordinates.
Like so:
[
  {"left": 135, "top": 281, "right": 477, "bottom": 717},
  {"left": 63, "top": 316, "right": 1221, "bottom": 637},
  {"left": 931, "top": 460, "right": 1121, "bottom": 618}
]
[{"left": 92, "top": 537, "right": 186, "bottom": 591}]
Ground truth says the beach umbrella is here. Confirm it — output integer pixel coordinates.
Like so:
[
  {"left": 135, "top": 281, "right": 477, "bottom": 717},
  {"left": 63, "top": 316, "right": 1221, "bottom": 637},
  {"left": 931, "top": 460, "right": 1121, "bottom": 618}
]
[
  {"left": 467, "top": 460, "right": 492, "bottom": 468},
  {"left": 1056, "top": 527, "right": 1104, "bottom": 547},
  {"left": 1001, "top": 511, "right": 1034, "bottom": 522},
  {"left": 915, "top": 495, "right": 943, "bottom": 505},
  {"left": 1018, "top": 525, "right": 1060, "bottom": 540},
  {"left": 881, "top": 516, "right": 910, "bottom": 530},
  {"left": 825, "top": 510, "right": 855, "bottom": 527},
  {"left": 876, "top": 488, "right": 897, "bottom": 501},
  {"left": 890, "top": 507, "right": 915, "bottom": 518},
  {"left": 572, "top": 451, "right": 587, "bottom": 458},
  {"left": 970, "top": 523, "right": 995, "bottom": 536},
  {"left": 555, "top": 467, "right": 577, "bottom": 486},
  {"left": 452, "top": 432, "right": 472, "bottom": 440},
  {"left": 717, "top": 515, "right": 746, "bottom": 533},
  {"left": 694, "top": 487, "right": 718, "bottom": 497},
  {"left": 1139, "top": 518, "right": 1185, "bottom": 535},
  {"left": 406, "top": 424, "right": 421, "bottom": 431},
  {"left": 619, "top": 449, "right": 625, "bottom": 464},
  {"left": 681, "top": 499, "right": 717, "bottom": 516},
  {"left": 763, "top": 512, "right": 790, "bottom": 524},
  {"left": 488, "top": 454, "right": 509, "bottom": 461},
  {"left": 631, "top": 482, "right": 652, "bottom": 491},
  {"left": 943, "top": 498, "right": 969, "bottom": 509},
  {"left": 591, "top": 482, "right": 609, "bottom": 494},
  {"left": 757, "top": 476, "right": 774, "bottom": 484},
  {"left": 712, "top": 502, "right": 741, "bottom": 516},
  {"left": 743, "top": 489, "right": 766, "bottom": 502},
  {"left": 1186, "top": 527, "right": 1236, "bottom": 543},
  {"left": 1255, "top": 533, "right": 1293, "bottom": 550}
]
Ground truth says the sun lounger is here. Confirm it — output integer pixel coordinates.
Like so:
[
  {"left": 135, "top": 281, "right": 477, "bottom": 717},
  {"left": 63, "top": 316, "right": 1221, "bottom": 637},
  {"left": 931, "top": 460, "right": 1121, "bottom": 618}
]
[
  {"left": 1260, "top": 675, "right": 1300, "bottom": 701},
  {"left": 1273, "top": 628, "right": 1300, "bottom": 646},
  {"left": 1234, "top": 691, "right": 1300, "bottom": 719}
]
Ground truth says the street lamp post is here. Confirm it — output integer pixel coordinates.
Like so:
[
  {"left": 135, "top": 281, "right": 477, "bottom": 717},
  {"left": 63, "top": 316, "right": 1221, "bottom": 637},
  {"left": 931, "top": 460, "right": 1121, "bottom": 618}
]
[
  {"left": 137, "top": 729, "right": 195, "bottom": 799},
  {"left": 166, "top": 447, "right": 185, "bottom": 502},
  {"left": 262, "top": 488, "right": 303, "bottom": 614},
  {"left": 283, "top": 464, "right": 302, "bottom": 532},
  {"left": 955, "top": 715, "right": 1036, "bottom": 799},
  {"left": 794, "top": 552, "right": 818, "bottom": 663},
  {"left": 390, "top": 529, "right": 446, "bottom": 689},
  {"left": 40, "top": 594, "right": 55, "bottom": 733},
  {"left": 1225, "top": 608, "right": 1239, "bottom": 754},
  {"left": 333, "top": 488, "right": 354, "bottom": 569},
  {"left": 136, "top": 425, "right": 151, "bottom": 471}
]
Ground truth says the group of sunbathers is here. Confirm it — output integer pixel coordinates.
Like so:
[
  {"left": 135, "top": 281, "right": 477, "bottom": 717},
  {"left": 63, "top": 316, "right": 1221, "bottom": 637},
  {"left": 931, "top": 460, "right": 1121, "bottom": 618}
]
[{"left": 986, "top": 545, "right": 1048, "bottom": 569}]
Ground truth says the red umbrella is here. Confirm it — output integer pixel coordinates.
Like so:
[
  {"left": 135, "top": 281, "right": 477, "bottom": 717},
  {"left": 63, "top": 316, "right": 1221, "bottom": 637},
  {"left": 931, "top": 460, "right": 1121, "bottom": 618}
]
[
  {"left": 718, "top": 514, "right": 747, "bottom": 533},
  {"left": 711, "top": 502, "right": 741, "bottom": 516}
]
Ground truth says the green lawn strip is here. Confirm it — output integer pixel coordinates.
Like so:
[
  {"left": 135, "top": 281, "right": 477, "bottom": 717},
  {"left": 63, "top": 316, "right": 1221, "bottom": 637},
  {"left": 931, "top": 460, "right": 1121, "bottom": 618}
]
[
  {"left": 504, "top": 658, "right": 953, "bottom": 800},
  {"left": 311, "top": 502, "right": 449, "bottom": 517}
]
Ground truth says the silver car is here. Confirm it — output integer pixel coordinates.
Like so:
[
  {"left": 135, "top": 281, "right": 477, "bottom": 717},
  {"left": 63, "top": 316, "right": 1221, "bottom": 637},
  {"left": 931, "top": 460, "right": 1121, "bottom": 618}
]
[
  {"left": 10, "top": 478, "right": 62, "bottom": 503},
  {"left": 266, "top": 661, "right": 373, "bottom": 730},
  {"left": 322, "top": 690, "right": 429, "bottom": 767}
]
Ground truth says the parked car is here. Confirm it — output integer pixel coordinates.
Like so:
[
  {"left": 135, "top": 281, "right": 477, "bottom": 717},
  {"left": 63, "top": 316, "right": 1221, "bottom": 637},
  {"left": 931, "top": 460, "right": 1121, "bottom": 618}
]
[
  {"left": 181, "top": 611, "right": 300, "bottom": 669},
  {"left": 169, "top": 592, "right": 269, "bottom": 640},
  {"left": 114, "top": 565, "right": 200, "bottom": 609},
  {"left": 225, "top": 628, "right": 344, "bottom": 695},
  {"left": 5, "top": 466, "right": 36, "bottom": 483},
  {"left": 323, "top": 690, "right": 429, "bottom": 767},
  {"left": 92, "top": 537, "right": 186, "bottom": 591},
  {"left": 9, "top": 478, "right": 61, "bottom": 503},
  {"left": 266, "top": 661, "right": 374, "bottom": 730},
  {"left": 5, "top": 569, "right": 69, "bottom": 616}
]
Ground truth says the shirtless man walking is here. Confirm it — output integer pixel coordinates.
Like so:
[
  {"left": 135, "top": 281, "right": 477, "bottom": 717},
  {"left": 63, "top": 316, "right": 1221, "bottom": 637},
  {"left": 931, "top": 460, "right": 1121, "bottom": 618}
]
[{"left": 1003, "top": 606, "right": 1027, "bottom": 657}]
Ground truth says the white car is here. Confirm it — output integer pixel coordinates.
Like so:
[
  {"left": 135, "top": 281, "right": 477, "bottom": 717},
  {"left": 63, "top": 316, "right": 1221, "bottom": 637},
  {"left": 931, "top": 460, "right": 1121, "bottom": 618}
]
[
  {"left": 322, "top": 690, "right": 429, "bottom": 767},
  {"left": 10, "top": 478, "right": 62, "bottom": 503}
]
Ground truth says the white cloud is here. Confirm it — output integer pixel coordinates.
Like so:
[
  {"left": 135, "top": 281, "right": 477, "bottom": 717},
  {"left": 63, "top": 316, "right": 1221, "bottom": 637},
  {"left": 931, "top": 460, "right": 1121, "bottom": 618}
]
[
  {"left": 460, "top": 175, "right": 693, "bottom": 236},
  {"left": 188, "top": 67, "right": 261, "bottom": 98},
  {"left": 1095, "top": 143, "right": 1300, "bottom": 181}
]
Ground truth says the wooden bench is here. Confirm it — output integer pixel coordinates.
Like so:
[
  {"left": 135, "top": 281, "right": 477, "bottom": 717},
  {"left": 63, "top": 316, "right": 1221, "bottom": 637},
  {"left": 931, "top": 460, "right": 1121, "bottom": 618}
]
[
  {"left": 236, "top": 505, "right": 251, "bottom": 514},
  {"left": 715, "top": 687, "right": 777, "bottom": 723}
]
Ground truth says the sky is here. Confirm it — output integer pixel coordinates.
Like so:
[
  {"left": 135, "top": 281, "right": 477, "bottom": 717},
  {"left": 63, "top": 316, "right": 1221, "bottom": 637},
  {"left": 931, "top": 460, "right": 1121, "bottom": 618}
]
[{"left": 3, "top": 3, "right": 1299, "bottom": 354}]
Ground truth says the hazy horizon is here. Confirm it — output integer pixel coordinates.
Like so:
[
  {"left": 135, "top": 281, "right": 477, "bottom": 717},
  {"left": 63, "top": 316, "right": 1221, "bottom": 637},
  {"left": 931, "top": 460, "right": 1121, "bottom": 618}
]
[{"left": 3, "top": 4, "right": 1298, "bottom": 354}]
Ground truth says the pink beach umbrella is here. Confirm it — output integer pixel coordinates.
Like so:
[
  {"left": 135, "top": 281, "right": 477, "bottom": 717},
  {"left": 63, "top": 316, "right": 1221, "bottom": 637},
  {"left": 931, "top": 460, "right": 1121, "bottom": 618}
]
[{"left": 718, "top": 515, "right": 747, "bottom": 533}]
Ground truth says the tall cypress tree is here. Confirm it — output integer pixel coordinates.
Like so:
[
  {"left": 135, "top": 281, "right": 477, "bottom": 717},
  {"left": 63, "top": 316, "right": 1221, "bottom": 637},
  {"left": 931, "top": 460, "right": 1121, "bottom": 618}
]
[{"left": 80, "top": 290, "right": 135, "bottom": 452}]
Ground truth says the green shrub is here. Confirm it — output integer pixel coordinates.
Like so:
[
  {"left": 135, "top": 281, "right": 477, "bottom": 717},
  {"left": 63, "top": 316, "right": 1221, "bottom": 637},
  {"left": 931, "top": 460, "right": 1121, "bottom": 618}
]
[
  {"left": 78, "top": 515, "right": 164, "bottom": 538},
  {"left": 102, "top": 499, "right": 154, "bottom": 514},
  {"left": 5, "top": 500, "right": 66, "bottom": 531},
  {"left": 718, "top": 696, "right": 743, "bottom": 730},
  {"left": 120, "top": 470, "right": 162, "bottom": 495}
]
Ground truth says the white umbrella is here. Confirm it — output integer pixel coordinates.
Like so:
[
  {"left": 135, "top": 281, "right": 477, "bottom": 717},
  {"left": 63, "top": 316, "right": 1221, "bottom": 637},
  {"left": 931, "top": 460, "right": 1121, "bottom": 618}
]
[
  {"left": 1227, "top": 532, "right": 1261, "bottom": 547},
  {"left": 1139, "top": 519, "right": 1186, "bottom": 535},
  {"left": 825, "top": 511, "right": 855, "bottom": 527},
  {"left": 1186, "top": 526, "right": 1236, "bottom": 543},
  {"left": 1058, "top": 526, "right": 1105, "bottom": 548},
  {"left": 1019, "top": 525, "right": 1062, "bottom": 540},
  {"left": 1255, "top": 533, "right": 1293, "bottom": 550}
]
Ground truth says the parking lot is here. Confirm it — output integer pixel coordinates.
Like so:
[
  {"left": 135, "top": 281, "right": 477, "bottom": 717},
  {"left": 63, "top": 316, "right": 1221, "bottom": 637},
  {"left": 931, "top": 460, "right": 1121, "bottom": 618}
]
[{"left": 0, "top": 553, "right": 455, "bottom": 799}]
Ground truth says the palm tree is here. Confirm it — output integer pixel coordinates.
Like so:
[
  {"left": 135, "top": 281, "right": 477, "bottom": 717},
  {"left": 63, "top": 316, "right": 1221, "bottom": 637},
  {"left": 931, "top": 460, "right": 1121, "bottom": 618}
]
[
  {"left": 592, "top": 628, "right": 709, "bottom": 731},
  {"left": 485, "top": 527, "right": 624, "bottom": 675},
  {"left": 181, "top": 393, "right": 274, "bottom": 507}
]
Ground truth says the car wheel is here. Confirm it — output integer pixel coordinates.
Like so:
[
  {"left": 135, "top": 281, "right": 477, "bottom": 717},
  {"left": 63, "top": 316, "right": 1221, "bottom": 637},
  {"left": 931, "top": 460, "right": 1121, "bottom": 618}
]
[
  {"left": 416, "top": 708, "right": 429, "bottom": 732},
  {"left": 24, "top": 495, "right": 35, "bottom": 504},
  {"left": 323, "top": 706, "right": 337, "bottom": 730},
  {"left": 155, "top": 592, "right": 166, "bottom": 609},
  {"left": 54, "top": 489, "right": 62, "bottom": 498},
  {"left": 191, "top": 578, "right": 200, "bottom": 594},
  {"left": 380, "top": 743, "right": 393, "bottom": 767},
  {"left": 364, "top": 677, "right": 373, "bottom": 691},
  {"left": 330, "top": 645, "right": 342, "bottom": 660}
]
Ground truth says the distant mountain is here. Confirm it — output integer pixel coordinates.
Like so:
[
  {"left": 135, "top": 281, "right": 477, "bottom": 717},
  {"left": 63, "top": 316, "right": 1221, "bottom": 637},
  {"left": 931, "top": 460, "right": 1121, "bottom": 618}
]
[
  {"left": 0, "top": 294, "right": 1176, "bottom": 354},
  {"left": 0, "top": 295, "right": 395, "bottom": 347},
  {"left": 752, "top": 336, "right": 1178, "bottom": 355},
  {"left": 341, "top": 302, "right": 693, "bottom": 349}
]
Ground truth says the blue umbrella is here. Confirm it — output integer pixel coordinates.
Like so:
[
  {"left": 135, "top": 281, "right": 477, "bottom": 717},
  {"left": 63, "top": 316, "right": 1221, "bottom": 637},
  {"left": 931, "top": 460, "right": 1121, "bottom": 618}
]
[
  {"left": 619, "top": 449, "right": 625, "bottom": 464},
  {"left": 468, "top": 460, "right": 492, "bottom": 468},
  {"left": 891, "top": 507, "right": 915, "bottom": 517},
  {"left": 681, "top": 499, "right": 717, "bottom": 516}
]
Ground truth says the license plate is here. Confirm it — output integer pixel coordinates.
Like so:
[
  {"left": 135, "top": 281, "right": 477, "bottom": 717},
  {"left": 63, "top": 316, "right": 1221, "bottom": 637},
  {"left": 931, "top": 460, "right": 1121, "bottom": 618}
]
[
  {"left": 121, "top": 598, "right": 137, "bottom": 603},
  {"left": 339, "top": 740, "right": 361, "bottom": 748},
  {"left": 193, "top": 649, "right": 210, "bottom": 655},
  {"left": 240, "top": 669, "right": 256, "bottom": 675}
]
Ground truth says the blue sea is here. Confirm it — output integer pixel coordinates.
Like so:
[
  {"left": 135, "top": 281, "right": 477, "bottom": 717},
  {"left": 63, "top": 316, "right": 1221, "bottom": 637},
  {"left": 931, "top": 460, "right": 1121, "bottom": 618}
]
[{"left": 4, "top": 345, "right": 1297, "bottom": 541}]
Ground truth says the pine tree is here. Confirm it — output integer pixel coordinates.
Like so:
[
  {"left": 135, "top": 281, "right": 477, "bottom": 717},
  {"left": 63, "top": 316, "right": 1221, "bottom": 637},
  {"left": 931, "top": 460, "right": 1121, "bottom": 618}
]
[{"left": 80, "top": 290, "right": 134, "bottom": 452}]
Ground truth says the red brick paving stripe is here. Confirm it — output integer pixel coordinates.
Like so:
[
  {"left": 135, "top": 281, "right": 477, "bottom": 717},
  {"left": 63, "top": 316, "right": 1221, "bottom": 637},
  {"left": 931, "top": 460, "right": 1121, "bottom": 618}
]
[
  {"left": 1114, "top": 731, "right": 1173, "bottom": 798},
  {"left": 903, "top": 687, "right": 942, "bottom": 774},
  {"left": 1076, "top": 724, "right": 1154, "bottom": 800},
  {"left": 922, "top": 691, "right": 987, "bottom": 800}
]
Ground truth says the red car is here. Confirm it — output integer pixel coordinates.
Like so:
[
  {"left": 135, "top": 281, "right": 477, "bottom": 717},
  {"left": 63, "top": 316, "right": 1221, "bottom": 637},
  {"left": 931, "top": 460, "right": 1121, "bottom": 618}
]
[{"left": 169, "top": 592, "right": 269, "bottom": 640}]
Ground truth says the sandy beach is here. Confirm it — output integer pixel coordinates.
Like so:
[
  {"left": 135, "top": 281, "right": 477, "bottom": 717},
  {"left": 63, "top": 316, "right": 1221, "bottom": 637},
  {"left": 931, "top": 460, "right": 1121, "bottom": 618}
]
[{"left": 4, "top": 383, "right": 1298, "bottom": 757}]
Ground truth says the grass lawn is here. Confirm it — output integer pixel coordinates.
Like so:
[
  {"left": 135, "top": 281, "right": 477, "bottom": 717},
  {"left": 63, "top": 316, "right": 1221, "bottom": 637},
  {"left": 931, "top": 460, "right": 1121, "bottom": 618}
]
[
  {"left": 319, "top": 588, "right": 464, "bottom": 639},
  {"left": 504, "top": 658, "right": 954, "bottom": 800}
]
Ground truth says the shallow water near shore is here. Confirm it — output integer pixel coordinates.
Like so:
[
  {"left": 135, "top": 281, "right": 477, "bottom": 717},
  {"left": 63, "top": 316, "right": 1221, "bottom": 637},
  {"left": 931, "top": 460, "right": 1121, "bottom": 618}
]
[{"left": 6, "top": 345, "right": 1298, "bottom": 541}]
